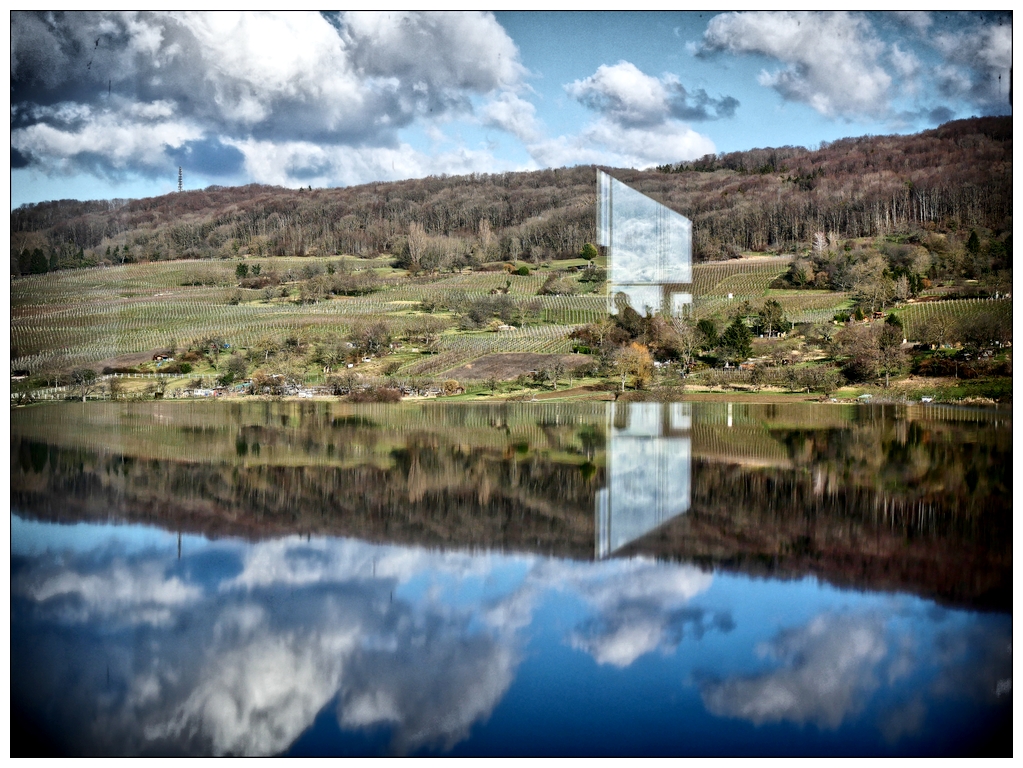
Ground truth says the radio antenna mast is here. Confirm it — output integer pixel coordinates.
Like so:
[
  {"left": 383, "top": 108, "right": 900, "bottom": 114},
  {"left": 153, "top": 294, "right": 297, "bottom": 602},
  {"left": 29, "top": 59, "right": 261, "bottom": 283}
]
[{"left": 178, "top": 167, "right": 183, "bottom": 193}]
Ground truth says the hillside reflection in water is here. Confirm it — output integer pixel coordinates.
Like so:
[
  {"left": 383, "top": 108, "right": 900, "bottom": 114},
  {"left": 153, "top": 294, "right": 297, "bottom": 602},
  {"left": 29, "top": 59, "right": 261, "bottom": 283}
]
[{"left": 10, "top": 401, "right": 1011, "bottom": 755}]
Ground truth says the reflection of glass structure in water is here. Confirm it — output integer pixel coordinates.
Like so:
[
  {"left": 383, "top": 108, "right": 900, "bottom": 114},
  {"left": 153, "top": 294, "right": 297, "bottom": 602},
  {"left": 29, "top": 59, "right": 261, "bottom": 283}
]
[
  {"left": 596, "top": 402, "right": 691, "bottom": 558},
  {"left": 597, "top": 169, "right": 692, "bottom": 317}
]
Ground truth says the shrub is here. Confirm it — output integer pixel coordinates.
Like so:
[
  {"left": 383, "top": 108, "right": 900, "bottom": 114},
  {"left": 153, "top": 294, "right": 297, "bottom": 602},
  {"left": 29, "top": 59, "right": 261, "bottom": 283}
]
[
  {"left": 239, "top": 275, "right": 277, "bottom": 289},
  {"left": 159, "top": 362, "right": 192, "bottom": 374},
  {"left": 538, "top": 274, "right": 577, "bottom": 295},
  {"left": 348, "top": 386, "right": 402, "bottom": 403}
]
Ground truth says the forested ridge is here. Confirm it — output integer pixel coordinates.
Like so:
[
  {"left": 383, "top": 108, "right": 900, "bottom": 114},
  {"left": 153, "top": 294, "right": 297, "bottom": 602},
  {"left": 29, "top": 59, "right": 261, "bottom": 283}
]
[{"left": 11, "top": 116, "right": 1011, "bottom": 273}]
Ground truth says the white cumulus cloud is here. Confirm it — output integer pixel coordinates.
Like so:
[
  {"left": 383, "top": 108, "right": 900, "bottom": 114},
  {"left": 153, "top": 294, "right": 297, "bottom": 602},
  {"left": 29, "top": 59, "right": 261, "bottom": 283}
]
[
  {"left": 10, "top": 11, "right": 528, "bottom": 184},
  {"left": 566, "top": 61, "right": 738, "bottom": 126},
  {"left": 481, "top": 91, "right": 542, "bottom": 143},
  {"left": 700, "top": 11, "right": 892, "bottom": 119},
  {"left": 529, "top": 59, "right": 724, "bottom": 170},
  {"left": 566, "top": 61, "right": 676, "bottom": 127},
  {"left": 529, "top": 118, "right": 715, "bottom": 170}
]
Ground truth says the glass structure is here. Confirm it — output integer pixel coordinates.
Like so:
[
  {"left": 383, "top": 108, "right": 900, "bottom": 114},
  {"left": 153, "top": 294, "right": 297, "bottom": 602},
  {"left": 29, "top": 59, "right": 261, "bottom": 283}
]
[
  {"left": 596, "top": 402, "right": 691, "bottom": 558},
  {"left": 597, "top": 169, "right": 692, "bottom": 316}
]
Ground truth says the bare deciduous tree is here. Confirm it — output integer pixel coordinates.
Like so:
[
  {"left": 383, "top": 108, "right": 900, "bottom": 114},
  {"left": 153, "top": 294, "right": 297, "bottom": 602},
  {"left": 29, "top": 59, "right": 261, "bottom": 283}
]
[
  {"left": 812, "top": 231, "right": 828, "bottom": 256},
  {"left": 406, "top": 221, "right": 427, "bottom": 274},
  {"left": 477, "top": 218, "right": 494, "bottom": 262},
  {"left": 670, "top": 316, "right": 700, "bottom": 376}
]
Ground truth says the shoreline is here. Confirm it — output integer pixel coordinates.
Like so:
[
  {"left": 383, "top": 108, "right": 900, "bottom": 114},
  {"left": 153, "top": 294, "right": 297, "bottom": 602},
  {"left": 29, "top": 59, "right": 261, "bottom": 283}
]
[{"left": 13, "top": 389, "right": 1010, "bottom": 409}]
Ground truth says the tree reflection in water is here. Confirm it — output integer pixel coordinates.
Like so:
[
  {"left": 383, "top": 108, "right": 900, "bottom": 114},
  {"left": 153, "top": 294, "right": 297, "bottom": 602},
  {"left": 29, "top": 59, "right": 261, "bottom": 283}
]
[{"left": 10, "top": 401, "right": 1012, "bottom": 755}]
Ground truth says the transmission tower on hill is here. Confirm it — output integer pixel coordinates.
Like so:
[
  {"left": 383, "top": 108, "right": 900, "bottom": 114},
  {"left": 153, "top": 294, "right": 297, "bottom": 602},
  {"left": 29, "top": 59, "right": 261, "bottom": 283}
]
[{"left": 178, "top": 167, "right": 183, "bottom": 193}]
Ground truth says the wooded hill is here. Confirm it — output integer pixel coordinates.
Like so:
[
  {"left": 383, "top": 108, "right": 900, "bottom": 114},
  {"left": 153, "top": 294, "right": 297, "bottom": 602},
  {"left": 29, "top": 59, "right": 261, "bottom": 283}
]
[{"left": 11, "top": 116, "right": 1011, "bottom": 273}]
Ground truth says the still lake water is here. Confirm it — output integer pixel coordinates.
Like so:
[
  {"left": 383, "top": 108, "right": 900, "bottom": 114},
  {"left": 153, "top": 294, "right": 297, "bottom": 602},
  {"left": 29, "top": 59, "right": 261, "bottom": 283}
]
[{"left": 10, "top": 400, "right": 1012, "bottom": 756}]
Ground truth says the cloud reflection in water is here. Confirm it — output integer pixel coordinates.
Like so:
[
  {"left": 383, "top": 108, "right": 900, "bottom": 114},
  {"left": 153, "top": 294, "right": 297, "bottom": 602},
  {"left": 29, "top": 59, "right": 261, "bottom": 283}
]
[{"left": 11, "top": 518, "right": 1012, "bottom": 756}]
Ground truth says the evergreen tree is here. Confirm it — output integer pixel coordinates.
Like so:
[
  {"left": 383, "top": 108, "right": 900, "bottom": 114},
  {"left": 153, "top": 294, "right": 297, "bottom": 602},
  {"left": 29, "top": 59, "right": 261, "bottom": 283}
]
[
  {"left": 966, "top": 230, "right": 981, "bottom": 255},
  {"left": 29, "top": 249, "right": 48, "bottom": 274},
  {"left": 722, "top": 316, "right": 752, "bottom": 362},
  {"left": 697, "top": 318, "right": 718, "bottom": 348}
]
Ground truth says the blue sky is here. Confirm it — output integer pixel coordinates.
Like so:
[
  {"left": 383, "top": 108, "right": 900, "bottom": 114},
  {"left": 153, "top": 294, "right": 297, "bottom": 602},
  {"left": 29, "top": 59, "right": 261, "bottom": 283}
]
[{"left": 10, "top": 11, "right": 1012, "bottom": 209}]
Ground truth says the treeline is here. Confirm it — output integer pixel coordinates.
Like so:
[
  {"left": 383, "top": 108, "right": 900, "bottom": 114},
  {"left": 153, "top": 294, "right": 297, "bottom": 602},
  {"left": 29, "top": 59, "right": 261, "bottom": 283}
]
[
  {"left": 651, "top": 116, "right": 1012, "bottom": 257},
  {"left": 10, "top": 117, "right": 1011, "bottom": 274}
]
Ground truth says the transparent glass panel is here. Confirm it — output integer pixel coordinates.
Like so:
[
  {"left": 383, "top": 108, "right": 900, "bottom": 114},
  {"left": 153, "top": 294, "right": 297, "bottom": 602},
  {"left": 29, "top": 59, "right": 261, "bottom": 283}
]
[
  {"left": 597, "top": 170, "right": 692, "bottom": 317},
  {"left": 670, "top": 292, "right": 693, "bottom": 315}
]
